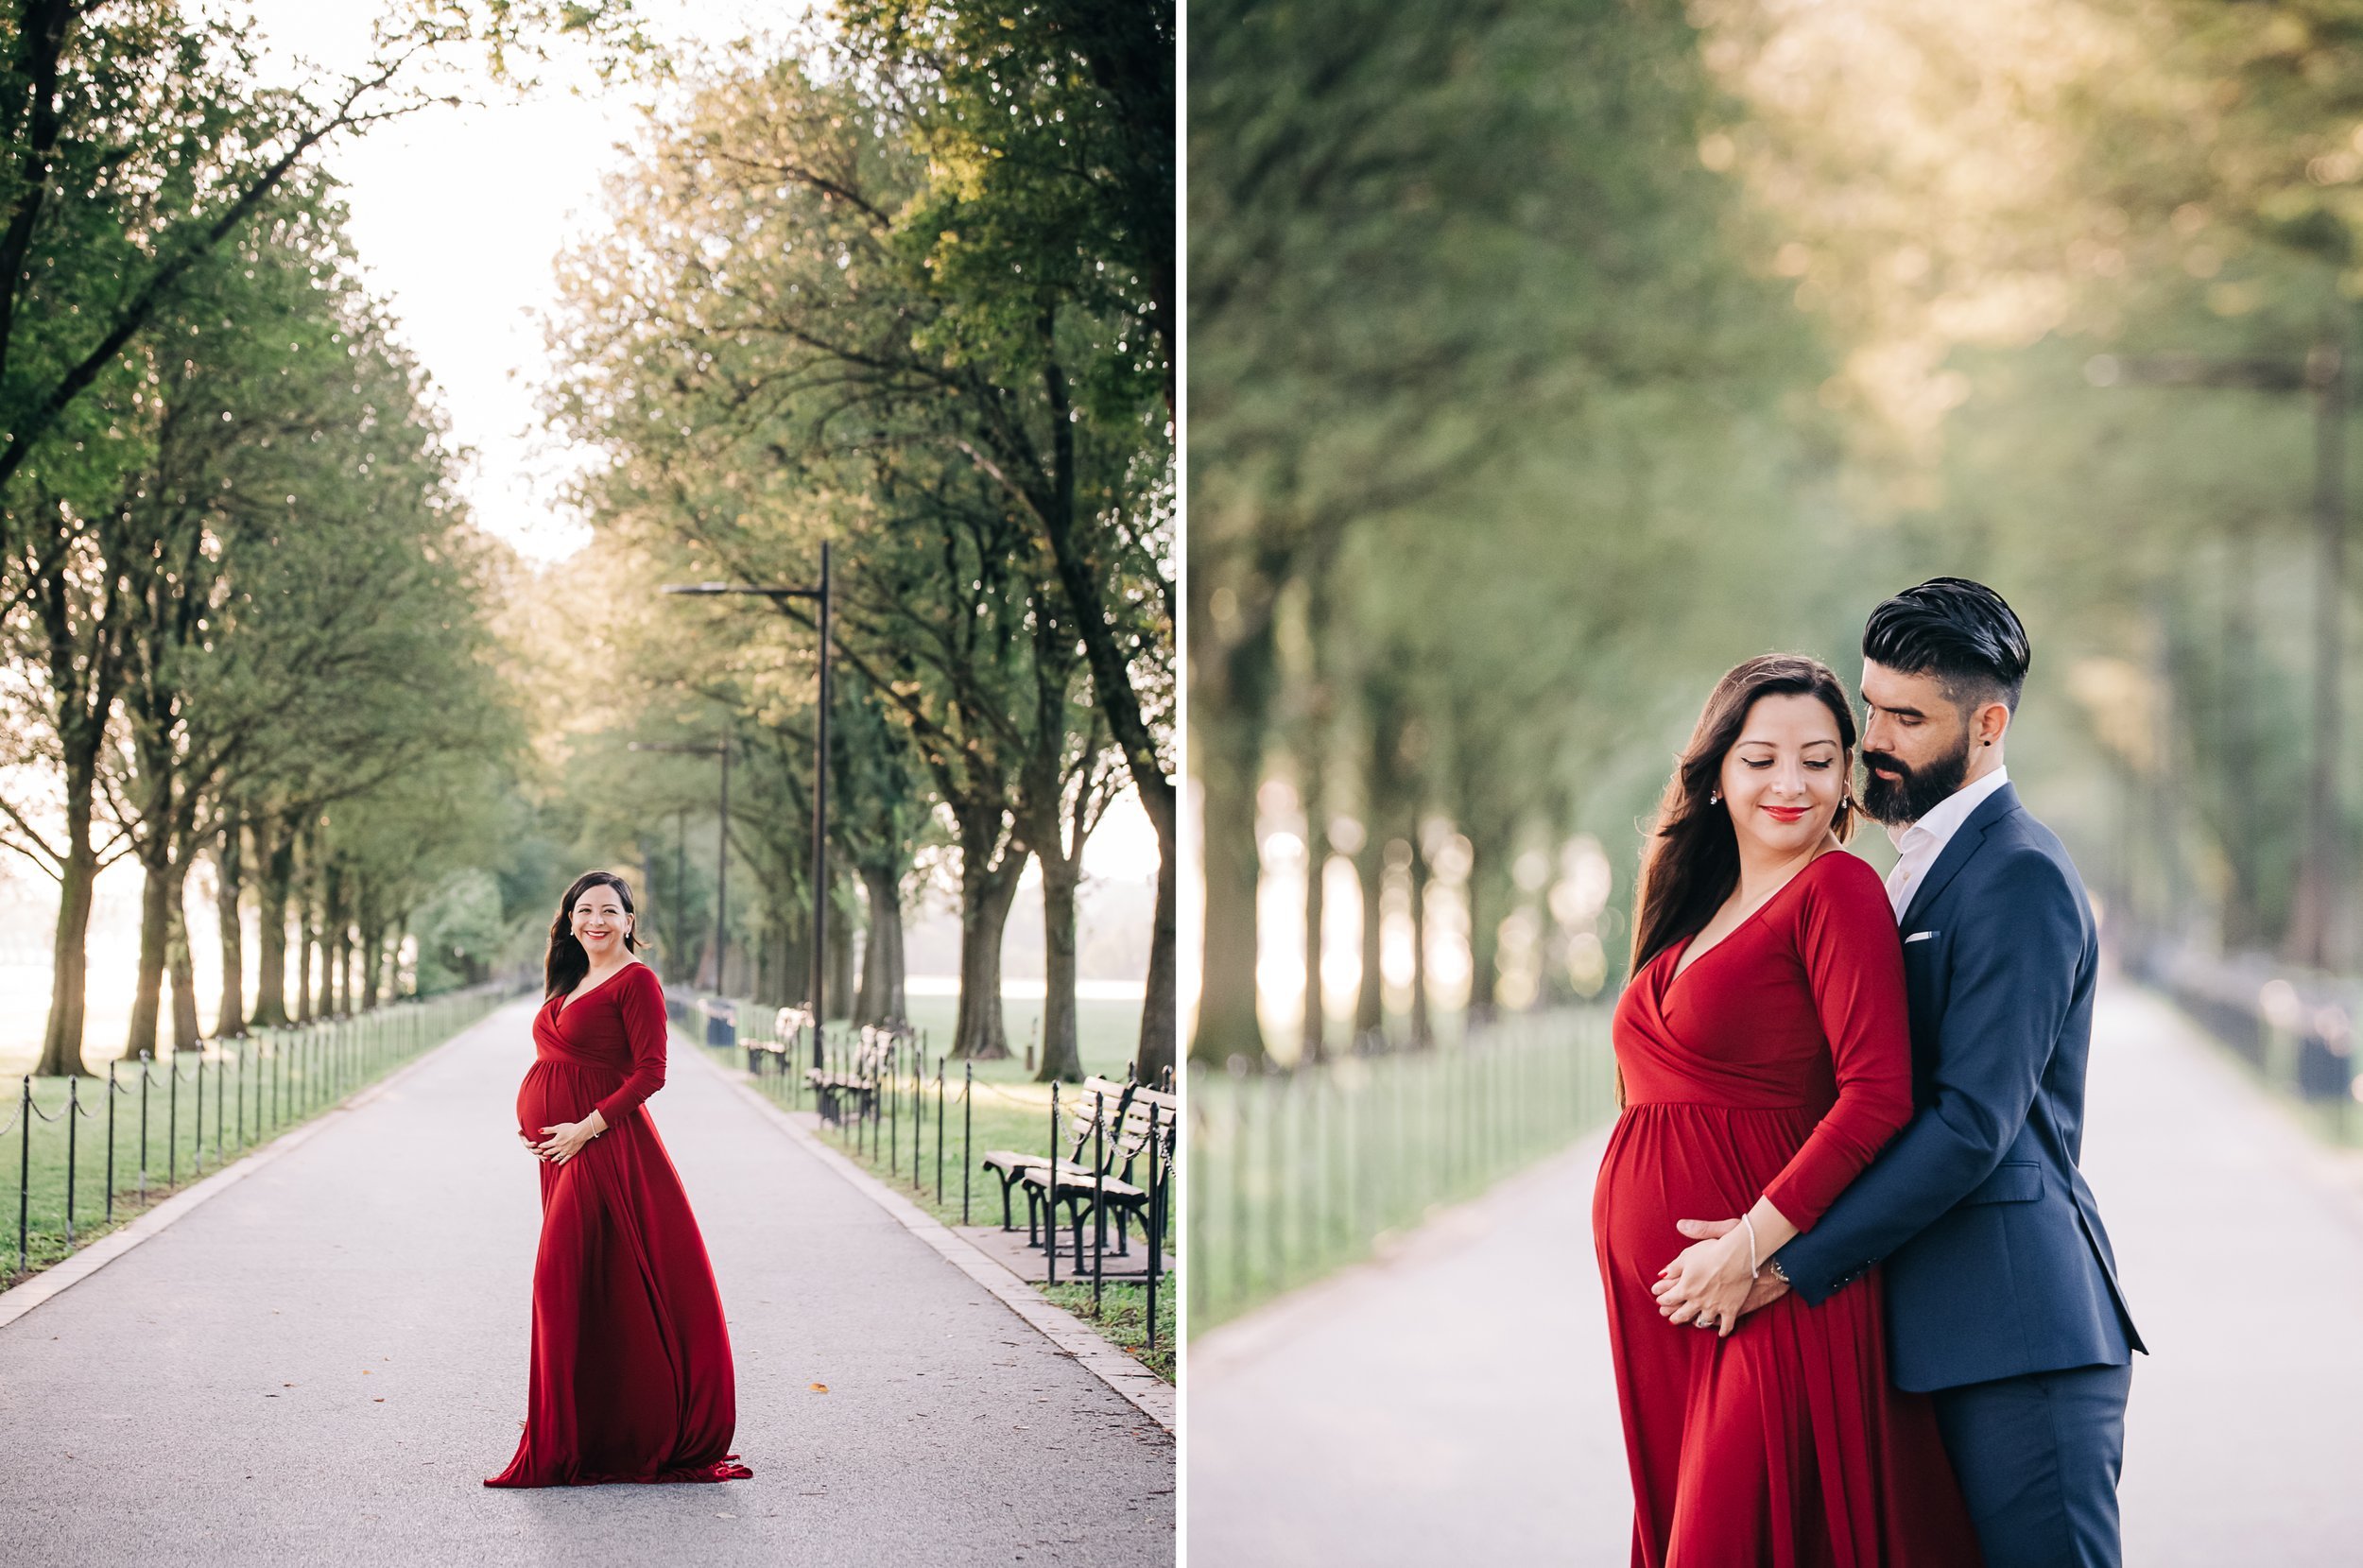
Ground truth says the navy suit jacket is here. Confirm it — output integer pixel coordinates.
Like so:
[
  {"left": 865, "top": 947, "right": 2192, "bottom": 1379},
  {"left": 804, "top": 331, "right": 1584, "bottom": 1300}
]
[{"left": 1773, "top": 783, "right": 2146, "bottom": 1393}]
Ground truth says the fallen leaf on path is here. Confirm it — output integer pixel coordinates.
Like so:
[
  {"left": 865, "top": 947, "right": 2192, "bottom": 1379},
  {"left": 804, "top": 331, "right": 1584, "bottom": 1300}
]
[
  {"left": 808, "top": 1383, "right": 829, "bottom": 1392},
  {"left": 373, "top": 1398, "right": 385, "bottom": 1404}
]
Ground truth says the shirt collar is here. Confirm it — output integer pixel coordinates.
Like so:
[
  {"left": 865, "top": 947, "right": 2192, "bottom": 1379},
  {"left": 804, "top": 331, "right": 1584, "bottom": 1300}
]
[{"left": 1887, "top": 764, "right": 2010, "bottom": 853}]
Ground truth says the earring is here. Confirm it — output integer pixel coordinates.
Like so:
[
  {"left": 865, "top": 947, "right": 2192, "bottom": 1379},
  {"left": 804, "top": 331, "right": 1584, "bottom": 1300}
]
[{"left": 1709, "top": 790, "right": 1721, "bottom": 804}]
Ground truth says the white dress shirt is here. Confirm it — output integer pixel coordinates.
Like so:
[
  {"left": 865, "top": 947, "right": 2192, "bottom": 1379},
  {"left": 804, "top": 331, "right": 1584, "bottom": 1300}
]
[{"left": 1883, "top": 766, "right": 2010, "bottom": 922}]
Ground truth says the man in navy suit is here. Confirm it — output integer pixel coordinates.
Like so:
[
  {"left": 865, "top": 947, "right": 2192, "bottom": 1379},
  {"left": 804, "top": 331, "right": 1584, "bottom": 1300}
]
[{"left": 1664, "top": 578, "right": 2146, "bottom": 1567}]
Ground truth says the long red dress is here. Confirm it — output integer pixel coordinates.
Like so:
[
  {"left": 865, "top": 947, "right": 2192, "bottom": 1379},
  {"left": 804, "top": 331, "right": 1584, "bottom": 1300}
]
[
  {"left": 1592, "top": 850, "right": 1977, "bottom": 1566},
  {"left": 484, "top": 960, "right": 753, "bottom": 1488}
]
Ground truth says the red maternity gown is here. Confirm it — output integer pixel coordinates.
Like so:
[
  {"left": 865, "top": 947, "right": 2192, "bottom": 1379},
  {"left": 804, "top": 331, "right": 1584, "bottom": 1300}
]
[
  {"left": 1592, "top": 850, "right": 1977, "bottom": 1566},
  {"left": 484, "top": 960, "right": 752, "bottom": 1488}
]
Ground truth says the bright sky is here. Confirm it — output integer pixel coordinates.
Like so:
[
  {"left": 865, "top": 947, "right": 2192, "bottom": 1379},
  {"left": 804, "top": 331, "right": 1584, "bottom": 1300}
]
[{"left": 220, "top": 1, "right": 1160, "bottom": 885}]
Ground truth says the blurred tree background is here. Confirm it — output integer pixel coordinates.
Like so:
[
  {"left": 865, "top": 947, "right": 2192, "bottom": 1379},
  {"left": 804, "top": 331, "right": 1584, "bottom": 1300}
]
[
  {"left": 0, "top": 0, "right": 1175, "bottom": 1086},
  {"left": 1187, "top": 0, "right": 2363, "bottom": 1065}
]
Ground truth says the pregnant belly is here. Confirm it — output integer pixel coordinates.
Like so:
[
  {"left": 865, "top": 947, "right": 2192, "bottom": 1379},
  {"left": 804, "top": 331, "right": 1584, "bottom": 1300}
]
[
  {"left": 516, "top": 1059, "right": 617, "bottom": 1136},
  {"left": 1592, "top": 1102, "right": 1812, "bottom": 1293}
]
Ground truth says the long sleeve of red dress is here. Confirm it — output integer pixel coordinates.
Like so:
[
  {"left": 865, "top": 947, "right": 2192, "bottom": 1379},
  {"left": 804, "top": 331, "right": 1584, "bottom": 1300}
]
[
  {"left": 1760, "top": 852, "right": 1916, "bottom": 1231},
  {"left": 592, "top": 964, "right": 668, "bottom": 1129}
]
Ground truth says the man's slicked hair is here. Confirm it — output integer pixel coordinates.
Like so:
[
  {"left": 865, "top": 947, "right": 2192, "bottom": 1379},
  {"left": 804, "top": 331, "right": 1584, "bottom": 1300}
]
[{"left": 1862, "top": 577, "right": 2031, "bottom": 715}]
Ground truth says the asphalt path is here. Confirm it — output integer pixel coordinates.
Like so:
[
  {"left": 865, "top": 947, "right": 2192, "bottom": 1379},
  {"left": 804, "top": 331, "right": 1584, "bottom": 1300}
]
[
  {"left": 1186, "top": 978, "right": 2363, "bottom": 1566},
  {"left": 0, "top": 997, "right": 1174, "bottom": 1567}
]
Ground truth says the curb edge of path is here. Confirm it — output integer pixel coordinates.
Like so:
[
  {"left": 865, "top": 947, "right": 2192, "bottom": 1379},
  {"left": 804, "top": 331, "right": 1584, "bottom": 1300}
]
[
  {"left": 0, "top": 998, "right": 526, "bottom": 1335},
  {"left": 687, "top": 1041, "right": 1178, "bottom": 1438}
]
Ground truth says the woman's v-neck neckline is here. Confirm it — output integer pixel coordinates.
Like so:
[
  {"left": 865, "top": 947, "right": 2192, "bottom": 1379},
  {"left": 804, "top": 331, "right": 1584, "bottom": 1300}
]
[
  {"left": 555, "top": 960, "right": 638, "bottom": 1021},
  {"left": 1664, "top": 850, "right": 1835, "bottom": 991}
]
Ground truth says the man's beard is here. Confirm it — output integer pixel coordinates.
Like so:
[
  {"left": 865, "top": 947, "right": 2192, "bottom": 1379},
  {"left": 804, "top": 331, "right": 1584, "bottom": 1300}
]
[{"left": 1859, "top": 727, "right": 1974, "bottom": 826}]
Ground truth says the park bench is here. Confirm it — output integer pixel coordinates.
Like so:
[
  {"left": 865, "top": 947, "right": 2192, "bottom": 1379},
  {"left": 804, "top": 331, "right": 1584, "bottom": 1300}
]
[
  {"left": 805, "top": 1025, "right": 904, "bottom": 1129},
  {"left": 1020, "top": 1077, "right": 1177, "bottom": 1271},
  {"left": 977, "top": 1076, "right": 1123, "bottom": 1241},
  {"left": 746, "top": 1005, "right": 814, "bottom": 1077}
]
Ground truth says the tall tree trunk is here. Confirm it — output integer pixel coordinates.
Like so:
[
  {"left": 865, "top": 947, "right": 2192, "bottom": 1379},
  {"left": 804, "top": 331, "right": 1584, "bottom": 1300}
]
[
  {"left": 1407, "top": 823, "right": 1432, "bottom": 1046},
  {"left": 354, "top": 878, "right": 380, "bottom": 1011},
  {"left": 167, "top": 887, "right": 200, "bottom": 1052},
  {"left": 1027, "top": 358, "right": 1180, "bottom": 1086},
  {"left": 1354, "top": 836, "right": 1385, "bottom": 1040},
  {"left": 951, "top": 826, "right": 1026, "bottom": 1060},
  {"left": 324, "top": 858, "right": 347, "bottom": 1015},
  {"left": 826, "top": 885, "right": 855, "bottom": 1021},
  {"left": 755, "top": 916, "right": 779, "bottom": 1005},
  {"left": 34, "top": 751, "right": 102, "bottom": 1077},
  {"left": 1300, "top": 768, "right": 1329, "bottom": 1067},
  {"left": 386, "top": 919, "right": 407, "bottom": 1003},
  {"left": 1465, "top": 836, "right": 1503, "bottom": 1022},
  {"left": 253, "top": 814, "right": 296, "bottom": 1027},
  {"left": 127, "top": 853, "right": 173, "bottom": 1059},
  {"left": 1137, "top": 807, "right": 1178, "bottom": 1082},
  {"left": 357, "top": 917, "right": 383, "bottom": 1010},
  {"left": 1034, "top": 847, "right": 1084, "bottom": 1082},
  {"left": 1188, "top": 610, "right": 1277, "bottom": 1065},
  {"left": 213, "top": 813, "right": 247, "bottom": 1038},
  {"left": 785, "top": 919, "right": 813, "bottom": 1009},
  {"left": 856, "top": 863, "right": 907, "bottom": 1027},
  {"left": 296, "top": 821, "right": 319, "bottom": 1023}
]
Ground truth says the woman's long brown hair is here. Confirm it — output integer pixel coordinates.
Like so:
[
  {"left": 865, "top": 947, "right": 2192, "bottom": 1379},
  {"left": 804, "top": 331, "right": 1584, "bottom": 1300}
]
[
  {"left": 544, "top": 870, "right": 642, "bottom": 1001},
  {"left": 1629, "top": 654, "right": 1860, "bottom": 980}
]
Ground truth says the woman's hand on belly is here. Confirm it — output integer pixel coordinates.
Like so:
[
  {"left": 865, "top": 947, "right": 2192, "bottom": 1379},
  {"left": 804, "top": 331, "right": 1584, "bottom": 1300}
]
[
  {"left": 527, "top": 1108, "right": 610, "bottom": 1165},
  {"left": 1651, "top": 1203, "right": 1799, "bottom": 1336}
]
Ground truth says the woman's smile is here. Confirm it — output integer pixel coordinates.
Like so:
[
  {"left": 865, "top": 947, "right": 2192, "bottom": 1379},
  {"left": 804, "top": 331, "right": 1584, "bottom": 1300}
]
[{"left": 1762, "top": 805, "right": 1809, "bottom": 823}]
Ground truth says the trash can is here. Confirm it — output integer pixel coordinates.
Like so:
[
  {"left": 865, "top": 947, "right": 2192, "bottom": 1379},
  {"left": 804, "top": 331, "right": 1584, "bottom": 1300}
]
[{"left": 702, "top": 998, "right": 737, "bottom": 1049}]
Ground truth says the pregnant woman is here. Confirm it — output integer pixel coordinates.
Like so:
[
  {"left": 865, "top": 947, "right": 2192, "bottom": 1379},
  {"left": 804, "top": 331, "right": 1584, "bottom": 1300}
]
[
  {"left": 485, "top": 870, "right": 753, "bottom": 1488},
  {"left": 1591, "top": 654, "right": 1975, "bottom": 1565}
]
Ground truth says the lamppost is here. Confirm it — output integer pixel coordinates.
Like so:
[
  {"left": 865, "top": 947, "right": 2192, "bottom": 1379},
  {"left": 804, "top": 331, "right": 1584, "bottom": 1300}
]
[
  {"left": 629, "top": 739, "right": 732, "bottom": 991},
  {"left": 663, "top": 542, "right": 833, "bottom": 1068},
  {"left": 2088, "top": 336, "right": 2347, "bottom": 968}
]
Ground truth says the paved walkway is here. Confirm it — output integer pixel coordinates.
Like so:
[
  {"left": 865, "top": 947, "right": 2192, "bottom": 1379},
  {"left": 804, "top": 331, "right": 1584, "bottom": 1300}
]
[
  {"left": 0, "top": 999, "right": 1174, "bottom": 1567},
  {"left": 1187, "top": 978, "right": 2363, "bottom": 1566}
]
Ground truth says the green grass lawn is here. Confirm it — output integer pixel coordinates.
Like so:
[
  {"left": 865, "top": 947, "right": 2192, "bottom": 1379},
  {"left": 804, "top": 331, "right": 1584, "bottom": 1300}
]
[{"left": 699, "top": 993, "right": 1176, "bottom": 1382}]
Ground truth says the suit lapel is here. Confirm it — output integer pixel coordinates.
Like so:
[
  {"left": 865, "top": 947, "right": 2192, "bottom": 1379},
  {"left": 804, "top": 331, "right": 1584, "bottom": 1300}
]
[{"left": 1900, "top": 781, "right": 2021, "bottom": 931}]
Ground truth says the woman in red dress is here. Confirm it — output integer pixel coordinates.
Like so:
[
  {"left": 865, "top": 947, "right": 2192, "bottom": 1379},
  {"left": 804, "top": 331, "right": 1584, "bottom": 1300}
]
[
  {"left": 485, "top": 870, "right": 753, "bottom": 1488},
  {"left": 1592, "top": 655, "right": 1977, "bottom": 1565}
]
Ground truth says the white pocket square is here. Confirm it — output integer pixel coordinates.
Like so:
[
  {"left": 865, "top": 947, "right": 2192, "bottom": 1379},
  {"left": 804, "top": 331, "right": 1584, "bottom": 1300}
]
[{"left": 1904, "top": 930, "right": 1938, "bottom": 944}]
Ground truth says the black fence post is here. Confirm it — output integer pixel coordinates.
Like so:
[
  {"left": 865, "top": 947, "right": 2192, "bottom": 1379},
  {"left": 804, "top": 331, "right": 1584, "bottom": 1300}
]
[
  {"left": 106, "top": 1060, "right": 117, "bottom": 1224},
  {"left": 1046, "top": 1080, "right": 1060, "bottom": 1288},
  {"left": 1145, "top": 1102, "right": 1163, "bottom": 1352},
  {"left": 65, "top": 1076, "right": 78, "bottom": 1244},
  {"left": 139, "top": 1053, "right": 150, "bottom": 1200},
  {"left": 961, "top": 1060, "right": 973, "bottom": 1225},
  {"left": 1091, "top": 1086, "right": 1106, "bottom": 1315},
  {"left": 168, "top": 1054, "right": 179, "bottom": 1189},
  {"left": 18, "top": 1076, "right": 30, "bottom": 1275},
  {"left": 936, "top": 1055, "right": 945, "bottom": 1206}
]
